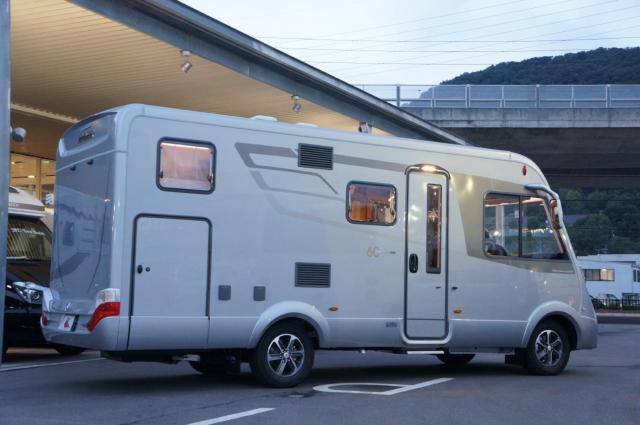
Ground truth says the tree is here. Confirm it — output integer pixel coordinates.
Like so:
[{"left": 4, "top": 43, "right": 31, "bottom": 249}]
[{"left": 567, "top": 214, "right": 612, "bottom": 256}]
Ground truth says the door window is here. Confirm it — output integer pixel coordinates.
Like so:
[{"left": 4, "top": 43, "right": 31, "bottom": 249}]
[
  {"left": 521, "top": 196, "right": 566, "bottom": 259},
  {"left": 426, "top": 184, "right": 442, "bottom": 273}
]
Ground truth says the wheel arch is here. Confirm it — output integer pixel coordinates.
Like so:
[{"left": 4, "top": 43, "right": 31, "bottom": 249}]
[
  {"left": 249, "top": 301, "right": 330, "bottom": 349},
  {"left": 522, "top": 303, "right": 581, "bottom": 350}
]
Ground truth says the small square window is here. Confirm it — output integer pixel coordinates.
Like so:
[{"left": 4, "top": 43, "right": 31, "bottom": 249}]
[
  {"left": 347, "top": 182, "right": 396, "bottom": 225},
  {"left": 158, "top": 140, "right": 215, "bottom": 193}
]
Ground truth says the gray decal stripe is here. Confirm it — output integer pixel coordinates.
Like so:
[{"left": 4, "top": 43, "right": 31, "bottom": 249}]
[
  {"left": 235, "top": 143, "right": 296, "bottom": 167},
  {"left": 236, "top": 142, "right": 339, "bottom": 195},
  {"left": 251, "top": 171, "right": 342, "bottom": 202},
  {"left": 236, "top": 142, "right": 407, "bottom": 173},
  {"left": 333, "top": 155, "right": 406, "bottom": 172}
]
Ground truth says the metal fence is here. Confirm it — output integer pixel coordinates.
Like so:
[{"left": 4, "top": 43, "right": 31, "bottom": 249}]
[
  {"left": 354, "top": 84, "right": 640, "bottom": 109},
  {"left": 591, "top": 297, "right": 640, "bottom": 311}
]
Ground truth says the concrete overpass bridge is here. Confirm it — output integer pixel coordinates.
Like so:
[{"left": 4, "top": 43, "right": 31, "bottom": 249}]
[{"left": 357, "top": 84, "right": 640, "bottom": 188}]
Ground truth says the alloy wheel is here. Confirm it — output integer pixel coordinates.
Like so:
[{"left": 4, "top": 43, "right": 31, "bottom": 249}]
[
  {"left": 535, "top": 329, "right": 563, "bottom": 367},
  {"left": 266, "top": 333, "right": 305, "bottom": 377}
]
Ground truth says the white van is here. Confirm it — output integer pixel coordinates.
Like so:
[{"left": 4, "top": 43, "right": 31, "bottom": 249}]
[{"left": 42, "top": 104, "right": 597, "bottom": 387}]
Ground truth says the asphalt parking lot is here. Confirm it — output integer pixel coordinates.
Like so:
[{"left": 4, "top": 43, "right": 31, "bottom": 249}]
[{"left": 1, "top": 323, "right": 638, "bottom": 425}]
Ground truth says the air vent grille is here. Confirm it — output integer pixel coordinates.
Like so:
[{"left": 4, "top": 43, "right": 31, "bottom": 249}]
[
  {"left": 295, "top": 263, "right": 331, "bottom": 288},
  {"left": 298, "top": 144, "right": 333, "bottom": 170}
]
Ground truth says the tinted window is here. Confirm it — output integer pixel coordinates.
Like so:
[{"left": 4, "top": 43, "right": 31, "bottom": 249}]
[
  {"left": 521, "top": 196, "right": 566, "bottom": 260},
  {"left": 483, "top": 193, "right": 519, "bottom": 257},
  {"left": 158, "top": 140, "right": 214, "bottom": 192},
  {"left": 347, "top": 182, "right": 396, "bottom": 225}
]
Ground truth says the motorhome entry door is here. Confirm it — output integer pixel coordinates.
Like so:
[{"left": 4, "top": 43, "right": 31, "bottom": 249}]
[
  {"left": 128, "top": 215, "right": 211, "bottom": 350},
  {"left": 405, "top": 171, "right": 448, "bottom": 339}
]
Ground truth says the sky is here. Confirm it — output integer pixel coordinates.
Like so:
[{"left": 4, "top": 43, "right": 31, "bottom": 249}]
[{"left": 182, "top": 0, "right": 640, "bottom": 85}]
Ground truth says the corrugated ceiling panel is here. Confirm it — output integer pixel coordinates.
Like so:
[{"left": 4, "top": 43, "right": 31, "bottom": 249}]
[{"left": 11, "top": 0, "right": 360, "bottom": 133}]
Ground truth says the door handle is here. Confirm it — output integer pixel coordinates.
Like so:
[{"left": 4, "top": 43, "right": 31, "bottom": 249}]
[
  {"left": 137, "top": 265, "right": 151, "bottom": 274},
  {"left": 408, "top": 254, "right": 419, "bottom": 273}
]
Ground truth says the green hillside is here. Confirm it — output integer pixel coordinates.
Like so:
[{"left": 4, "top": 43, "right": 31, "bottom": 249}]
[{"left": 442, "top": 47, "right": 640, "bottom": 85}]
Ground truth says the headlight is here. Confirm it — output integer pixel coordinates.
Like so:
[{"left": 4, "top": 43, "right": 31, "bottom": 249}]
[{"left": 12, "top": 281, "right": 43, "bottom": 304}]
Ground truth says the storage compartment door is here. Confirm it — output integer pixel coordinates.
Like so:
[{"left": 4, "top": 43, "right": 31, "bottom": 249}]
[{"left": 128, "top": 216, "right": 211, "bottom": 350}]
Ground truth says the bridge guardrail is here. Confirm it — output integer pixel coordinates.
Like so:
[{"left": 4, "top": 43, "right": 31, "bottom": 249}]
[{"left": 354, "top": 84, "right": 640, "bottom": 109}]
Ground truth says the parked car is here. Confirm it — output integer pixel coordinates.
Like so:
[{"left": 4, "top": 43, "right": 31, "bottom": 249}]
[{"left": 3, "top": 187, "right": 84, "bottom": 358}]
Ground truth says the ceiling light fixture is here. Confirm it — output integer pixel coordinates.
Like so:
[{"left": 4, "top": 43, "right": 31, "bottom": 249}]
[
  {"left": 291, "top": 95, "right": 302, "bottom": 113},
  {"left": 180, "top": 49, "right": 193, "bottom": 73}
]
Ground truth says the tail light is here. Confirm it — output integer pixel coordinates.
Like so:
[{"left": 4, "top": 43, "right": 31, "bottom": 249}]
[
  {"left": 86, "top": 288, "right": 120, "bottom": 332},
  {"left": 86, "top": 302, "right": 120, "bottom": 331},
  {"left": 41, "top": 309, "right": 48, "bottom": 326}
]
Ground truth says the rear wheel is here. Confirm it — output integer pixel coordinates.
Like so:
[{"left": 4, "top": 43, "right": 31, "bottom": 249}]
[
  {"left": 523, "top": 321, "right": 570, "bottom": 375},
  {"left": 53, "top": 344, "right": 85, "bottom": 356},
  {"left": 436, "top": 353, "right": 475, "bottom": 366},
  {"left": 249, "top": 323, "right": 314, "bottom": 388}
]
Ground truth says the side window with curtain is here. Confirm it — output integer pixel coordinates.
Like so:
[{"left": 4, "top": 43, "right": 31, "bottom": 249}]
[
  {"left": 346, "top": 182, "right": 396, "bottom": 225},
  {"left": 158, "top": 140, "right": 215, "bottom": 193}
]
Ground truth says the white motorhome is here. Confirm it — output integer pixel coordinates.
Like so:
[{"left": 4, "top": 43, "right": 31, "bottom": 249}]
[{"left": 42, "top": 104, "right": 597, "bottom": 387}]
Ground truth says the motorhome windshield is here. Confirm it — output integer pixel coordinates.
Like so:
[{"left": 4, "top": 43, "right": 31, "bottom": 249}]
[{"left": 7, "top": 216, "right": 52, "bottom": 261}]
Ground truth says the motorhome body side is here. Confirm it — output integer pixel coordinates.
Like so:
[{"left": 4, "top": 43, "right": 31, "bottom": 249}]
[{"left": 42, "top": 104, "right": 597, "bottom": 383}]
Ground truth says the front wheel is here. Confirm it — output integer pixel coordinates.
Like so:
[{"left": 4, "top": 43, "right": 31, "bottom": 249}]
[
  {"left": 523, "top": 321, "right": 570, "bottom": 375},
  {"left": 436, "top": 353, "right": 475, "bottom": 366},
  {"left": 249, "top": 323, "right": 314, "bottom": 388}
]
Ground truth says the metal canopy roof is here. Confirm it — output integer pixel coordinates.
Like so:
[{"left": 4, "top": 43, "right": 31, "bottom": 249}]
[{"left": 10, "top": 0, "right": 464, "bottom": 158}]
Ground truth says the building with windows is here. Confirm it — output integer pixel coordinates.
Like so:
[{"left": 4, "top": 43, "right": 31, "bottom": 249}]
[{"left": 578, "top": 254, "right": 640, "bottom": 299}]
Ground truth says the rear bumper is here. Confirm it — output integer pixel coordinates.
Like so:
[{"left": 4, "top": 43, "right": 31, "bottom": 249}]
[{"left": 42, "top": 314, "right": 124, "bottom": 351}]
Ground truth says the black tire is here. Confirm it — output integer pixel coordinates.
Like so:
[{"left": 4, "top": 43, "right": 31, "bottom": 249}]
[
  {"left": 523, "top": 320, "right": 571, "bottom": 375},
  {"left": 53, "top": 344, "right": 85, "bottom": 356},
  {"left": 249, "top": 323, "right": 314, "bottom": 388},
  {"left": 436, "top": 353, "right": 475, "bottom": 366},
  {"left": 189, "top": 360, "right": 226, "bottom": 375}
]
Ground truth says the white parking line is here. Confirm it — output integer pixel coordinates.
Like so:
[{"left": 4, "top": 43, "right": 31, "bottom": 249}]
[
  {"left": 186, "top": 408, "right": 275, "bottom": 425},
  {"left": 0, "top": 357, "right": 104, "bottom": 372},
  {"left": 313, "top": 377, "right": 454, "bottom": 395}
]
